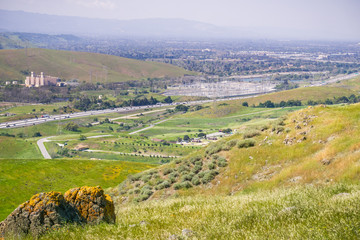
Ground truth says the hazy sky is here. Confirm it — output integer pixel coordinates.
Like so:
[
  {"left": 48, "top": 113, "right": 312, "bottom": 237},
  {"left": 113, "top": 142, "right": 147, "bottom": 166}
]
[{"left": 1, "top": 0, "right": 359, "bottom": 40}]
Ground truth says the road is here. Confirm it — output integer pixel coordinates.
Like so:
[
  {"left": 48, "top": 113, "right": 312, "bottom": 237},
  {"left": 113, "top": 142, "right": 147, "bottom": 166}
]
[
  {"left": 0, "top": 95, "right": 259, "bottom": 129},
  {"left": 37, "top": 134, "right": 114, "bottom": 159},
  {"left": 129, "top": 118, "right": 170, "bottom": 135},
  {"left": 37, "top": 137, "right": 52, "bottom": 159}
]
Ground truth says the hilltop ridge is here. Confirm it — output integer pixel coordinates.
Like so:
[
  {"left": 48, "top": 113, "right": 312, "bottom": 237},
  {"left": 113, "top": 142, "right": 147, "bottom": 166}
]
[{"left": 0, "top": 48, "right": 193, "bottom": 83}]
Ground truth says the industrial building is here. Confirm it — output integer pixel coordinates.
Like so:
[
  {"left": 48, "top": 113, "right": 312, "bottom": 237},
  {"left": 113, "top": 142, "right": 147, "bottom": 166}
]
[{"left": 25, "top": 72, "right": 60, "bottom": 87}]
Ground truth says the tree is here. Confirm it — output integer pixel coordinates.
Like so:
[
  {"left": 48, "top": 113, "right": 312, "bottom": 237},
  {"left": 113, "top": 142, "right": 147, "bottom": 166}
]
[
  {"left": 242, "top": 102, "right": 248, "bottom": 107},
  {"left": 163, "top": 96, "right": 173, "bottom": 103},
  {"left": 183, "top": 135, "right": 190, "bottom": 141},
  {"left": 64, "top": 122, "right": 79, "bottom": 132},
  {"left": 33, "top": 132, "right": 42, "bottom": 137},
  {"left": 175, "top": 104, "right": 189, "bottom": 112},
  {"left": 79, "top": 135, "right": 87, "bottom": 141}
]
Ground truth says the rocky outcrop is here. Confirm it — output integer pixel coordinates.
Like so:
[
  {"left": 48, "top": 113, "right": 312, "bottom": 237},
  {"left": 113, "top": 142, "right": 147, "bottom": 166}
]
[
  {"left": 64, "top": 186, "right": 115, "bottom": 224},
  {"left": 0, "top": 186, "right": 115, "bottom": 238}
]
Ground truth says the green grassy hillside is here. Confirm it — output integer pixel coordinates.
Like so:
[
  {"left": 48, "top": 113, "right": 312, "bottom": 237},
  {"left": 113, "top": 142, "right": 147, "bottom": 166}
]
[
  {"left": 0, "top": 48, "right": 193, "bottom": 83},
  {"left": 41, "top": 184, "right": 360, "bottom": 240},
  {"left": 0, "top": 159, "right": 155, "bottom": 221},
  {"left": 110, "top": 103, "right": 360, "bottom": 202}
]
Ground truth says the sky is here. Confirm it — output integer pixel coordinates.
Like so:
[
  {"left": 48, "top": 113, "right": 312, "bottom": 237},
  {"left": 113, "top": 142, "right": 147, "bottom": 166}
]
[{"left": 0, "top": 0, "right": 359, "bottom": 40}]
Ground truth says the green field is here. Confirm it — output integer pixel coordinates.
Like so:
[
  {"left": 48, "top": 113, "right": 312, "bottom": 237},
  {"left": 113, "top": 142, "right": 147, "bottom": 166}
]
[
  {"left": 0, "top": 159, "right": 155, "bottom": 221},
  {"left": 0, "top": 48, "right": 194, "bottom": 83}
]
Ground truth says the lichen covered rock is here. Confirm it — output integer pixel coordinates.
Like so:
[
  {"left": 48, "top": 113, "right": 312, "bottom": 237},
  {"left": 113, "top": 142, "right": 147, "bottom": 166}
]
[
  {"left": 0, "top": 186, "right": 115, "bottom": 238},
  {"left": 64, "top": 186, "right": 115, "bottom": 224}
]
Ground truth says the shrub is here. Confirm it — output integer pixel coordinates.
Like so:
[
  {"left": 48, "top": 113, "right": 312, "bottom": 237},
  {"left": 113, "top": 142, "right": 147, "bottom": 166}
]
[
  {"left": 178, "top": 165, "right": 190, "bottom": 174},
  {"left": 208, "top": 163, "right": 216, "bottom": 170},
  {"left": 205, "top": 142, "right": 224, "bottom": 155},
  {"left": 181, "top": 173, "right": 195, "bottom": 182},
  {"left": 237, "top": 139, "right": 256, "bottom": 148},
  {"left": 191, "top": 175, "right": 201, "bottom": 185},
  {"left": 174, "top": 181, "right": 192, "bottom": 190},
  {"left": 79, "top": 135, "right": 87, "bottom": 141},
  {"left": 202, "top": 170, "right": 219, "bottom": 184},
  {"left": 133, "top": 188, "right": 140, "bottom": 194},
  {"left": 169, "top": 172, "right": 179, "bottom": 179},
  {"left": 155, "top": 180, "right": 171, "bottom": 190},
  {"left": 218, "top": 158, "right": 228, "bottom": 167},
  {"left": 162, "top": 168, "right": 173, "bottom": 175},
  {"left": 192, "top": 164, "right": 202, "bottom": 174},
  {"left": 222, "top": 139, "right": 238, "bottom": 151},
  {"left": 141, "top": 174, "right": 151, "bottom": 182},
  {"left": 190, "top": 156, "right": 202, "bottom": 164},
  {"left": 243, "top": 130, "right": 261, "bottom": 139},
  {"left": 64, "top": 122, "right": 79, "bottom": 132},
  {"left": 156, "top": 179, "right": 164, "bottom": 185},
  {"left": 33, "top": 132, "right": 42, "bottom": 137}
]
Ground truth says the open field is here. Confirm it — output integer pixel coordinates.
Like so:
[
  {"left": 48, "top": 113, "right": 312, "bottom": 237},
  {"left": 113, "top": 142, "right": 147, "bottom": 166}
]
[
  {"left": 0, "top": 159, "right": 155, "bottom": 221},
  {"left": 0, "top": 48, "right": 194, "bottom": 83},
  {"left": 38, "top": 184, "right": 360, "bottom": 240}
]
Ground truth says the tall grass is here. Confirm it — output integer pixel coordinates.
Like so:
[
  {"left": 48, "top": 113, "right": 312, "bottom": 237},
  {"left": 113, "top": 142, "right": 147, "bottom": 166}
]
[{"left": 37, "top": 184, "right": 360, "bottom": 239}]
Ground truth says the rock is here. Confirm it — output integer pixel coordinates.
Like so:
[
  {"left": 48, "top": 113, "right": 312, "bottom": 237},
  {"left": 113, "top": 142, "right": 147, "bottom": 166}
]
[
  {"left": 0, "top": 186, "right": 115, "bottom": 238},
  {"left": 139, "top": 220, "right": 148, "bottom": 226},
  {"left": 321, "top": 158, "right": 332, "bottom": 165},
  {"left": 295, "top": 124, "right": 302, "bottom": 130},
  {"left": 64, "top": 186, "right": 115, "bottom": 224},
  {"left": 182, "top": 228, "right": 194, "bottom": 237},
  {"left": 289, "top": 176, "right": 302, "bottom": 183},
  {"left": 169, "top": 234, "right": 180, "bottom": 240}
]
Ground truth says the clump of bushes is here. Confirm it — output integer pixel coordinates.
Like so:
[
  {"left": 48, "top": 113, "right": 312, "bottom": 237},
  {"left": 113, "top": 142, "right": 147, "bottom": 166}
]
[
  {"left": 243, "top": 130, "right": 261, "bottom": 139},
  {"left": 222, "top": 139, "right": 238, "bottom": 151},
  {"left": 134, "top": 185, "right": 153, "bottom": 202},
  {"left": 205, "top": 142, "right": 224, "bottom": 155},
  {"left": 201, "top": 170, "right": 219, "bottom": 184},
  {"left": 174, "top": 181, "right": 193, "bottom": 190},
  {"left": 155, "top": 180, "right": 171, "bottom": 190},
  {"left": 237, "top": 139, "right": 256, "bottom": 148},
  {"left": 162, "top": 168, "right": 173, "bottom": 175}
]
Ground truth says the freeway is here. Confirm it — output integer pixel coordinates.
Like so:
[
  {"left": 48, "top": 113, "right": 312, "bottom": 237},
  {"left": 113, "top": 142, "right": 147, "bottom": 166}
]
[{"left": 0, "top": 95, "right": 257, "bottom": 129}]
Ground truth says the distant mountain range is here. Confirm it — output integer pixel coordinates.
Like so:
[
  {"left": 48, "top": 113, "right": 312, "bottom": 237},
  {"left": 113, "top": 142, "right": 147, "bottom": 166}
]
[
  {"left": 0, "top": 9, "right": 358, "bottom": 41},
  {"left": 0, "top": 9, "right": 257, "bottom": 39}
]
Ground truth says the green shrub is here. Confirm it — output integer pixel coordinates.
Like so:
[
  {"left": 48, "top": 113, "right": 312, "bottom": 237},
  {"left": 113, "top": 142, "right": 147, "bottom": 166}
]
[
  {"left": 192, "top": 164, "right": 202, "bottom": 174},
  {"left": 174, "top": 181, "right": 193, "bottom": 190},
  {"left": 181, "top": 173, "right": 195, "bottom": 182},
  {"left": 155, "top": 180, "right": 171, "bottom": 190},
  {"left": 218, "top": 158, "right": 228, "bottom": 167},
  {"left": 205, "top": 142, "right": 224, "bottom": 155},
  {"left": 190, "top": 156, "right": 202, "bottom": 164},
  {"left": 191, "top": 175, "right": 201, "bottom": 185},
  {"left": 222, "top": 139, "right": 238, "bottom": 151},
  {"left": 208, "top": 163, "right": 216, "bottom": 170},
  {"left": 162, "top": 168, "right": 173, "bottom": 175},
  {"left": 243, "top": 130, "right": 261, "bottom": 139},
  {"left": 134, "top": 188, "right": 140, "bottom": 194},
  {"left": 141, "top": 174, "right": 151, "bottom": 182},
  {"left": 237, "top": 139, "right": 256, "bottom": 148},
  {"left": 202, "top": 170, "right": 219, "bottom": 184},
  {"left": 178, "top": 165, "right": 190, "bottom": 174},
  {"left": 169, "top": 172, "right": 179, "bottom": 179}
]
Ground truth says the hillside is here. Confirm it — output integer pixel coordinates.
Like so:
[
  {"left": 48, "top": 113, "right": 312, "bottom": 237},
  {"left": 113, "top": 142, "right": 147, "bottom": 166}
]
[
  {"left": 109, "top": 103, "right": 360, "bottom": 201},
  {"left": 0, "top": 48, "right": 193, "bottom": 83}
]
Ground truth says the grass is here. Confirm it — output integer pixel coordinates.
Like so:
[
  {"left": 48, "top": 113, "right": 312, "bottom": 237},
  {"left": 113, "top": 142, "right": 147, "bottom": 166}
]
[
  {"left": 0, "top": 159, "right": 155, "bottom": 221},
  {"left": 35, "top": 184, "right": 360, "bottom": 239},
  {"left": 0, "top": 48, "right": 193, "bottom": 83},
  {"left": 0, "top": 136, "right": 42, "bottom": 159}
]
